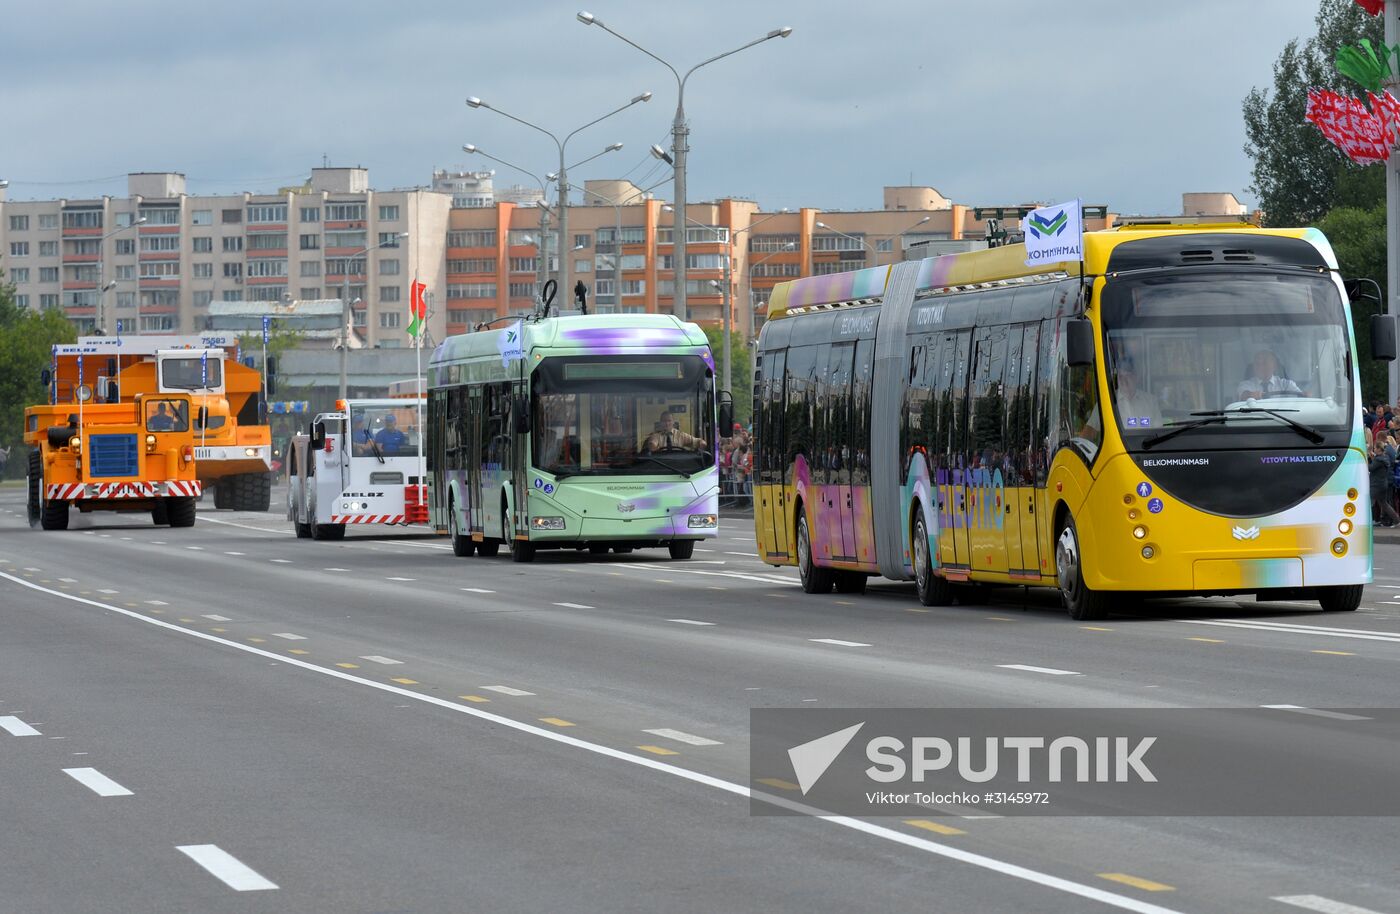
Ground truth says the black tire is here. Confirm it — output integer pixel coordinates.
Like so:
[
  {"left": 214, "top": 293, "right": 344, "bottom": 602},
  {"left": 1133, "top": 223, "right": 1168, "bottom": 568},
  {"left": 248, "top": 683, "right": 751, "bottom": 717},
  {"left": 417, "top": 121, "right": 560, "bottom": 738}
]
[
  {"left": 152, "top": 500, "right": 170, "bottom": 526},
  {"left": 1318, "top": 584, "right": 1362, "bottom": 612},
  {"left": 214, "top": 484, "right": 232, "bottom": 510},
  {"left": 27, "top": 450, "right": 41, "bottom": 528},
  {"left": 246, "top": 473, "right": 272, "bottom": 511},
  {"left": 450, "top": 500, "right": 475, "bottom": 557},
  {"left": 795, "top": 506, "right": 834, "bottom": 594},
  {"left": 41, "top": 489, "right": 69, "bottom": 531},
  {"left": 589, "top": 544, "right": 610, "bottom": 555},
  {"left": 1056, "top": 515, "right": 1110, "bottom": 621},
  {"left": 167, "top": 496, "right": 197, "bottom": 528},
  {"left": 507, "top": 514, "right": 535, "bottom": 563},
  {"left": 668, "top": 540, "right": 695, "bottom": 560},
  {"left": 295, "top": 520, "right": 312, "bottom": 539},
  {"left": 311, "top": 515, "right": 345, "bottom": 540},
  {"left": 835, "top": 571, "right": 868, "bottom": 594},
  {"left": 912, "top": 512, "right": 954, "bottom": 606},
  {"left": 476, "top": 538, "right": 500, "bottom": 557},
  {"left": 613, "top": 546, "right": 633, "bottom": 554}
]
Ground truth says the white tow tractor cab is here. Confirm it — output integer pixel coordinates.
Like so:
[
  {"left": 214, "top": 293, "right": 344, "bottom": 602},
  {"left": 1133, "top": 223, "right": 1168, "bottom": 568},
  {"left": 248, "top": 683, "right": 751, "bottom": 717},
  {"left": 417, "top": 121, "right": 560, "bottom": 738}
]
[{"left": 287, "top": 397, "right": 428, "bottom": 540}]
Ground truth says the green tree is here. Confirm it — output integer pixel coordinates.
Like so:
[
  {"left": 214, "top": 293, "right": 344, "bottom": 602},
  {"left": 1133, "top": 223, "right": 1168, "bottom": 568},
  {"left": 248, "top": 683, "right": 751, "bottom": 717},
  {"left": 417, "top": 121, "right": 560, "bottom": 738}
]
[
  {"left": 701, "top": 326, "right": 754, "bottom": 429},
  {"left": 0, "top": 276, "right": 78, "bottom": 477},
  {"left": 1316, "top": 204, "right": 1389, "bottom": 402},
  {"left": 1242, "top": 0, "right": 1384, "bottom": 225},
  {"left": 236, "top": 324, "right": 304, "bottom": 375}
]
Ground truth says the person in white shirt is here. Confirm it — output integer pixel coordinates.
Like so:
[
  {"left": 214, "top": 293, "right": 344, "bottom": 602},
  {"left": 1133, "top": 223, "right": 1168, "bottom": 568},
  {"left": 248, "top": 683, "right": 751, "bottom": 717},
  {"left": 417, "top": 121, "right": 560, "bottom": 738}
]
[
  {"left": 1237, "top": 349, "right": 1302, "bottom": 400},
  {"left": 1080, "top": 357, "right": 1162, "bottom": 437}
]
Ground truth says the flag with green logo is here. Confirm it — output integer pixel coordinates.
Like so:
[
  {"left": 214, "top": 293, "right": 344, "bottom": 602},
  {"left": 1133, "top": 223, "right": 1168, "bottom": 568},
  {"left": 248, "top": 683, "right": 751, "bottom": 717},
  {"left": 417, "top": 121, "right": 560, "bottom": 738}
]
[{"left": 407, "top": 280, "right": 428, "bottom": 338}]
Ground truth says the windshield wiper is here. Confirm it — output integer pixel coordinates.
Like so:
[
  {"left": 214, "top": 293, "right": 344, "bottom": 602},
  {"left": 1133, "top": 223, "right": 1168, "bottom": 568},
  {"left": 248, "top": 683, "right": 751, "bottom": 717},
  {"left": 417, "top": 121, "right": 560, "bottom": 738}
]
[
  {"left": 364, "top": 430, "right": 386, "bottom": 464},
  {"left": 1191, "top": 407, "right": 1325, "bottom": 444},
  {"left": 1140, "top": 416, "right": 1232, "bottom": 450},
  {"left": 632, "top": 453, "right": 693, "bottom": 477}
]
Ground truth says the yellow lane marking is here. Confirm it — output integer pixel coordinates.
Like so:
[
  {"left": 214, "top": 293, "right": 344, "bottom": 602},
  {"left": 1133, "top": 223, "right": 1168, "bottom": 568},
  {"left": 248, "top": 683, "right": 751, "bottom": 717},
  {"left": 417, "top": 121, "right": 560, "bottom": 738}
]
[
  {"left": 211, "top": 628, "right": 227, "bottom": 633},
  {"left": 904, "top": 819, "right": 966, "bottom": 836},
  {"left": 248, "top": 637, "right": 266, "bottom": 643},
  {"left": 391, "top": 678, "right": 418, "bottom": 685},
  {"left": 147, "top": 609, "right": 163, "bottom": 614},
  {"left": 1312, "top": 649, "right": 1355, "bottom": 656},
  {"left": 654, "top": 579, "right": 674, "bottom": 584},
  {"left": 178, "top": 618, "right": 194, "bottom": 623},
  {"left": 636, "top": 745, "right": 679, "bottom": 756},
  {"left": 459, "top": 695, "right": 490, "bottom": 703},
  {"left": 755, "top": 777, "right": 800, "bottom": 791},
  {"left": 906, "top": 608, "right": 931, "bottom": 613},
  {"left": 1081, "top": 626, "right": 1113, "bottom": 632},
  {"left": 288, "top": 649, "right": 309, "bottom": 655},
  {"left": 835, "top": 600, "right": 855, "bottom": 606},
  {"left": 79, "top": 590, "right": 91, "bottom": 594},
  {"left": 1098, "top": 873, "right": 1175, "bottom": 892},
  {"left": 336, "top": 663, "right": 359, "bottom": 669},
  {"left": 1188, "top": 637, "right": 1224, "bottom": 643},
  {"left": 539, "top": 717, "right": 575, "bottom": 727}
]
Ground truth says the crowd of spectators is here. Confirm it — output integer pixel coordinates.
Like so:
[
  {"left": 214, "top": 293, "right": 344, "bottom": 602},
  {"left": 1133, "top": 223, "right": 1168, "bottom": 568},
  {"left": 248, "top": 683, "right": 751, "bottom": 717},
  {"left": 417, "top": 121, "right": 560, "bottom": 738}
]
[
  {"left": 1364, "top": 402, "right": 1400, "bottom": 526},
  {"left": 719, "top": 424, "right": 753, "bottom": 505}
]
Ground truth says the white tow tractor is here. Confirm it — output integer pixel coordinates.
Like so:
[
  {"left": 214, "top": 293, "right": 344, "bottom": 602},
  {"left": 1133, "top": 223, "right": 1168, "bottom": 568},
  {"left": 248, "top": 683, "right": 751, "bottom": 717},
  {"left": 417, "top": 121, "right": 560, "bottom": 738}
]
[{"left": 286, "top": 397, "right": 429, "bottom": 540}]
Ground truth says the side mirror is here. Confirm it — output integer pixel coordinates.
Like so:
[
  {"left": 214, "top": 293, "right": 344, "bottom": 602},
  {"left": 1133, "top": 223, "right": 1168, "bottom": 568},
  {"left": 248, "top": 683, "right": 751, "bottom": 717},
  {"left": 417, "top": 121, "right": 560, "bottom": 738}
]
[
  {"left": 40, "top": 369, "right": 51, "bottom": 387},
  {"left": 513, "top": 396, "right": 532, "bottom": 435},
  {"left": 1066, "top": 317, "right": 1096, "bottom": 367},
  {"left": 1372, "top": 313, "right": 1397, "bottom": 362},
  {"left": 196, "top": 406, "right": 209, "bottom": 429},
  {"left": 310, "top": 421, "right": 327, "bottom": 451},
  {"left": 717, "top": 390, "right": 735, "bottom": 436}
]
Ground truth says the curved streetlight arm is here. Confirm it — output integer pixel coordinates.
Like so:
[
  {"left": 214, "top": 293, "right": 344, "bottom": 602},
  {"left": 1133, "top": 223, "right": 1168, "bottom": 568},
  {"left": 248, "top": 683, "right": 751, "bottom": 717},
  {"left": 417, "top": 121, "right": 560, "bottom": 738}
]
[
  {"left": 561, "top": 92, "right": 650, "bottom": 150},
  {"left": 563, "top": 143, "right": 623, "bottom": 173},
  {"left": 816, "top": 221, "right": 873, "bottom": 251},
  {"left": 680, "top": 28, "right": 791, "bottom": 94},
  {"left": 578, "top": 15, "right": 681, "bottom": 86},
  {"left": 463, "top": 145, "right": 549, "bottom": 195}
]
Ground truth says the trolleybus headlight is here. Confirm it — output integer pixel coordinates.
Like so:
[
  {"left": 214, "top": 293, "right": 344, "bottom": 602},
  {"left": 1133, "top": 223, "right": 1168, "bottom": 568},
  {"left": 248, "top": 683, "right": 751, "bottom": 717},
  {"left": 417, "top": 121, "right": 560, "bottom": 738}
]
[
  {"left": 1141, "top": 545, "right": 1156, "bottom": 559},
  {"left": 1132, "top": 525, "right": 1148, "bottom": 540},
  {"left": 1339, "top": 519, "right": 1353, "bottom": 535},
  {"left": 1343, "top": 502, "right": 1356, "bottom": 517},
  {"left": 1127, "top": 509, "right": 1140, "bottom": 520},
  {"left": 688, "top": 513, "right": 718, "bottom": 528},
  {"left": 1348, "top": 488, "right": 1359, "bottom": 500},
  {"left": 1331, "top": 538, "right": 1348, "bottom": 556},
  {"left": 531, "top": 516, "right": 566, "bottom": 530}
]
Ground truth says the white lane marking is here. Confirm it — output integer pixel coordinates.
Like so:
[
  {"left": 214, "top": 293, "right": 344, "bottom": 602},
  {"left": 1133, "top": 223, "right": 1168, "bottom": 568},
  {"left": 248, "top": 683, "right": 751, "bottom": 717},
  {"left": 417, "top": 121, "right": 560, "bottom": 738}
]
[
  {"left": 145, "top": 600, "right": 168, "bottom": 606},
  {"left": 810, "top": 638, "right": 872, "bottom": 648},
  {"left": 185, "top": 546, "right": 203, "bottom": 551},
  {"left": 201, "top": 614, "right": 231, "bottom": 622},
  {"left": 0, "top": 571, "right": 1187, "bottom": 914},
  {"left": 481, "top": 685, "right": 535, "bottom": 696},
  {"left": 643, "top": 728, "right": 723, "bottom": 746},
  {"left": 271, "top": 633, "right": 306, "bottom": 641},
  {"left": 324, "top": 567, "right": 349, "bottom": 572},
  {"left": 96, "top": 588, "right": 119, "bottom": 594},
  {"left": 359, "top": 655, "right": 403, "bottom": 665},
  {"left": 63, "top": 767, "right": 133, "bottom": 797},
  {"left": 608, "top": 563, "right": 798, "bottom": 586},
  {"left": 224, "top": 551, "right": 245, "bottom": 556},
  {"left": 1261, "top": 705, "right": 1373, "bottom": 721},
  {"left": 194, "top": 516, "right": 293, "bottom": 537},
  {"left": 150, "top": 541, "right": 165, "bottom": 545},
  {"left": 385, "top": 576, "right": 415, "bottom": 581},
  {"left": 1181, "top": 619, "right": 1400, "bottom": 644},
  {"left": 24, "top": 566, "right": 41, "bottom": 571},
  {"left": 270, "top": 559, "right": 292, "bottom": 564},
  {"left": 997, "top": 664, "right": 1082, "bottom": 676},
  {"left": 176, "top": 844, "right": 278, "bottom": 892},
  {"left": 0, "top": 716, "right": 41, "bottom": 736},
  {"left": 1273, "top": 895, "right": 1388, "bottom": 914},
  {"left": 461, "top": 587, "right": 495, "bottom": 594},
  {"left": 668, "top": 619, "right": 716, "bottom": 626},
  {"left": 58, "top": 577, "right": 78, "bottom": 583},
  {"left": 553, "top": 602, "right": 594, "bottom": 609},
  {"left": 724, "top": 551, "right": 760, "bottom": 557}
]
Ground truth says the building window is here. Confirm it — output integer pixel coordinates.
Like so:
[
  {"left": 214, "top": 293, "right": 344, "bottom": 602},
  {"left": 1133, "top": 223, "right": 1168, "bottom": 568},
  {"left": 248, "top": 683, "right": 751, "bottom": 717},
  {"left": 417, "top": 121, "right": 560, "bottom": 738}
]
[
  {"left": 300, "top": 261, "right": 322, "bottom": 277},
  {"left": 379, "top": 258, "right": 400, "bottom": 275},
  {"left": 9, "top": 215, "right": 28, "bottom": 231},
  {"left": 248, "top": 233, "right": 288, "bottom": 250},
  {"left": 223, "top": 263, "right": 243, "bottom": 279},
  {"left": 299, "top": 234, "right": 320, "bottom": 250},
  {"left": 62, "top": 211, "right": 103, "bottom": 229},
  {"left": 14, "top": 294, "right": 28, "bottom": 308},
  {"left": 447, "top": 283, "right": 496, "bottom": 299},
  {"left": 325, "top": 258, "right": 366, "bottom": 276},
  {"left": 299, "top": 287, "right": 321, "bottom": 300},
  {"left": 9, "top": 267, "right": 29, "bottom": 283},
  {"left": 509, "top": 282, "right": 537, "bottom": 299},
  {"left": 574, "top": 234, "right": 591, "bottom": 249},
  {"left": 115, "top": 212, "right": 135, "bottom": 227},
  {"left": 66, "top": 239, "right": 100, "bottom": 256},
  {"left": 875, "top": 238, "right": 893, "bottom": 252},
  {"left": 113, "top": 239, "right": 133, "bottom": 256},
  {"left": 326, "top": 230, "right": 366, "bottom": 249},
  {"left": 377, "top": 232, "right": 402, "bottom": 248},
  {"left": 67, "top": 265, "right": 98, "bottom": 282},
  {"left": 752, "top": 262, "right": 801, "bottom": 278},
  {"left": 447, "top": 258, "right": 494, "bottom": 273},
  {"left": 326, "top": 203, "right": 366, "bottom": 222},
  {"left": 39, "top": 293, "right": 59, "bottom": 309},
  {"left": 221, "top": 290, "right": 244, "bottom": 302},
  {"left": 248, "top": 285, "right": 287, "bottom": 301},
  {"left": 116, "top": 292, "right": 137, "bottom": 309},
  {"left": 39, "top": 240, "right": 58, "bottom": 256},
  {"left": 192, "top": 236, "right": 213, "bottom": 253},
  {"left": 352, "top": 309, "right": 367, "bottom": 327},
  {"left": 223, "top": 236, "right": 244, "bottom": 252},
  {"left": 812, "top": 233, "right": 866, "bottom": 252},
  {"left": 380, "top": 285, "right": 401, "bottom": 302},
  {"left": 221, "top": 209, "right": 242, "bottom": 224},
  {"left": 141, "top": 316, "right": 176, "bottom": 332},
  {"left": 111, "top": 266, "right": 132, "bottom": 281},
  {"left": 380, "top": 311, "right": 402, "bottom": 329},
  {"left": 139, "top": 207, "right": 180, "bottom": 225},
  {"left": 9, "top": 242, "right": 28, "bottom": 256},
  {"left": 300, "top": 207, "right": 320, "bottom": 223},
  {"left": 621, "top": 280, "right": 646, "bottom": 297},
  {"left": 191, "top": 210, "right": 213, "bottom": 226},
  {"left": 140, "top": 235, "right": 181, "bottom": 252},
  {"left": 246, "top": 204, "right": 287, "bottom": 224},
  {"left": 509, "top": 257, "right": 537, "bottom": 273},
  {"left": 192, "top": 263, "right": 213, "bottom": 279},
  {"left": 575, "top": 259, "right": 592, "bottom": 273},
  {"left": 139, "top": 261, "right": 180, "bottom": 279},
  {"left": 447, "top": 229, "right": 497, "bottom": 247},
  {"left": 193, "top": 291, "right": 213, "bottom": 307},
  {"left": 378, "top": 205, "right": 400, "bottom": 221},
  {"left": 38, "top": 214, "right": 58, "bottom": 230},
  {"left": 447, "top": 308, "right": 493, "bottom": 325},
  {"left": 246, "top": 259, "right": 288, "bottom": 278}
]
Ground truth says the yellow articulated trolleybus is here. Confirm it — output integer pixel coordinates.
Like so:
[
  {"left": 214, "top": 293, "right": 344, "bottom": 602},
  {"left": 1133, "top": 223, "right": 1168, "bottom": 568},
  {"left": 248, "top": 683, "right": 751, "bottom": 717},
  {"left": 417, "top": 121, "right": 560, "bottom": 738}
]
[{"left": 753, "top": 224, "right": 1395, "bottom": 618}]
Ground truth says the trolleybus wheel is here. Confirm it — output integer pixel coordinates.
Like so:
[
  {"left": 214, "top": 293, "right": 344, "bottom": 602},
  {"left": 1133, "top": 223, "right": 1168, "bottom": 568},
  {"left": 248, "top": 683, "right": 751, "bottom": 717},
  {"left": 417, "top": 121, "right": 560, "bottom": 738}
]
[
  {"left": 589, "top": 544, "right": 610, "bottom": 555},
  {"left": 1056, "top": 515, "right": 1109, "bottom": 621},
  {"left": 795, "top": 506, "right": 834, "bottom": 594},
  {"left": 507, "top": 514, "right": 535, "bottom": 563},
  {"left": 1317, "top": 584, "right": 1362, "bottom": 612},
  {"left": 450, "top": 501, "right": 475, "bottom": 557},
  {"left": 912, "top": 513, "right": 954, "bottom": 606},
  {"left": 668, "top": 540, "right": 695, "bottom": 560},
  {"left": 476, "top": 536, "right": 500, "bottom": 558},
  {"left": 27, "top": 450, "right": 41, "bottom": 528}
]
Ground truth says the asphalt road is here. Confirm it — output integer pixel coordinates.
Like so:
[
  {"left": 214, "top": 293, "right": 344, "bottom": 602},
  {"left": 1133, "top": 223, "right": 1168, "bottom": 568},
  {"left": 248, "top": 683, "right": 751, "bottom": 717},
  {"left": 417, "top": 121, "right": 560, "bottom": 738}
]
[{"left": 2, "top": 485, "right": 1398, "bottom": 914}]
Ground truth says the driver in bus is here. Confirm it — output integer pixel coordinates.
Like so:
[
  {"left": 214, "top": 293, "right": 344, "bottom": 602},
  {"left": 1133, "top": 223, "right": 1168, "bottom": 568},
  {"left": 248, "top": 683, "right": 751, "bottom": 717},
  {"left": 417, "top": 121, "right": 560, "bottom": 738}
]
[
  {"left": 642, "top": 411, "right": 706, "bottom": 452},
  {"left": 374, "top": 414, "right": 408, "bottom": 455},
  {"left": 1237, "top": 349, "right": 1302, "bottom": 400}
]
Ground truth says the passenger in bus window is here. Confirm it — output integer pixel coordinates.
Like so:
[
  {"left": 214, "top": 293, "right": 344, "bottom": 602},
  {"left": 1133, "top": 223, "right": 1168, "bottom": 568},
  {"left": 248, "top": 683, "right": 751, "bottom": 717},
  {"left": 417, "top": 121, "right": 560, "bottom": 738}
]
[{"left": 1237, "top": 349, "right": 1302, "bottom": 400}]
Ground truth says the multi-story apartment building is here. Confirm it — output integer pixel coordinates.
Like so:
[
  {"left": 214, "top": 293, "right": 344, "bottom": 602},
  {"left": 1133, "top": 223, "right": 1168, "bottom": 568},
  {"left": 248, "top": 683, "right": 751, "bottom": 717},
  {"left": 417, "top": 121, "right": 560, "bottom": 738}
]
[{"left": 0, "top": 168, "right": 451, "bottom": 347}]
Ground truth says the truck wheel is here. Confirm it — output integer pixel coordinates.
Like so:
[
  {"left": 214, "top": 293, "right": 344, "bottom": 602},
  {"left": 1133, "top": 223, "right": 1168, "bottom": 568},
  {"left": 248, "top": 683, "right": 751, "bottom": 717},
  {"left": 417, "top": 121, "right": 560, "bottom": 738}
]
[
  {"left": 1057, "top": 515, "right": 1110, "bottom": 621},
  {"left": 40, "top": 470, "right": 69, "bottom": 532},
  {"left": 232, "top": 472, "right": 272, "bottom": 512},
  {"left": 27, "top": 450, "right": 41, "bottom": 528},
  {"left": 152, "top": 500, "right": 170, "bottom": 526},
  {"left": 311, "top": 517, "right": 345, "bottom": 541},
  {"left": 214, "top": 484, "right": 231, "bottom": 510},
  {"left": 668, "top": 540, "right": 695, "bottom": 560},
  {"left": 295, "top": 520, "right": 312, "bottom": 539},
  {"left": 450, "top": 501, "right": 475, "bottom": 557},
  {"left": 167, "top": 496, "right": 197, "bottom": 528}
]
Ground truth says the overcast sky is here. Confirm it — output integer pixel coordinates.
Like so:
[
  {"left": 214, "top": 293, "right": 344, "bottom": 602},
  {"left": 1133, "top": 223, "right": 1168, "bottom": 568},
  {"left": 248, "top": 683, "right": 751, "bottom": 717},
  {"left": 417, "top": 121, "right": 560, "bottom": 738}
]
[{"left": 0, "top": 1, "right": 1328, "bottom": 216}]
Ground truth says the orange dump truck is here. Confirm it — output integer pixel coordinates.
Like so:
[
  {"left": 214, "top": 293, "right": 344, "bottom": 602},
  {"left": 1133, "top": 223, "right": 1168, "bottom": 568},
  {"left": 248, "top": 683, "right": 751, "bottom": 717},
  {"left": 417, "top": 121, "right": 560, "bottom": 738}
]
[{"left": 25, "top": 344, "right": 203, "bottom": 529}]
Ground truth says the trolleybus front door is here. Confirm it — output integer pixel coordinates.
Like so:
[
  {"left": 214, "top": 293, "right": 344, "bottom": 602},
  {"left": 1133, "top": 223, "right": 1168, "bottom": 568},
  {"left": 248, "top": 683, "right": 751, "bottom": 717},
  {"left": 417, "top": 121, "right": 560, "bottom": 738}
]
[{"left": 756, "top": 349, "right": 789, "bottom": 562}]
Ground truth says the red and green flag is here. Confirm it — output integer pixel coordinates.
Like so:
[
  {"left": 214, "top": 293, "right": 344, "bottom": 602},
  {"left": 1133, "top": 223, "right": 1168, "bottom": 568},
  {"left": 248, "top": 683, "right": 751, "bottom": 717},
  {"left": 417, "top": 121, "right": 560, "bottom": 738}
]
[{"left": 408, "top": 280, "right": 428, "bottom": 338}]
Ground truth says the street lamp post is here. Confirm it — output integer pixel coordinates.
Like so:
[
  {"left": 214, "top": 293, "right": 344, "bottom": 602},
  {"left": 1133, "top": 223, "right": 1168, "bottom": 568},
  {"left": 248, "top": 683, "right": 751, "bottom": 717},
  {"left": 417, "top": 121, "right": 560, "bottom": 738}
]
[
  {"left": 577, "top": 12, "right": 791, "bottom": 321},
  {"left": 746, "top": 242, "right": 798, "bottom": 341},
  {"left": 339, "top": 232, "right": 409, "bottom": 400},
  {"left": 96, "top": 216, "right": 146, "bottom": 336},
  {"left": 466, "top": 91, "right": 651, "bottom": 316}
]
